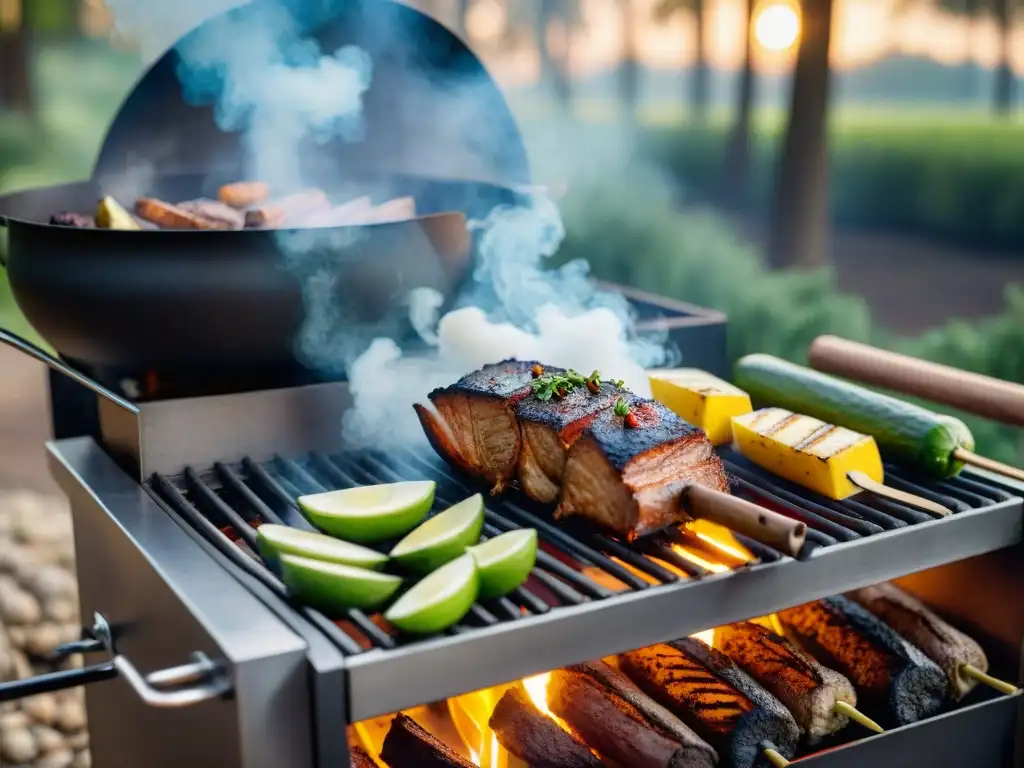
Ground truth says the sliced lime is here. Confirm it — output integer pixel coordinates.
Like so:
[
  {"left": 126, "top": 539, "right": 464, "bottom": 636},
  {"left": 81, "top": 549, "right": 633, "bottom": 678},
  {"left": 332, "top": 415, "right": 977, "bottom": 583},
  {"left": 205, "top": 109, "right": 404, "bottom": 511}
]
[
  {"left": 384, "top": 554, "right": 479, "bottom": 635},
  {"left": 298, "top": 481, "right": 435, "bottom": 544},
  {"left": 389, "top": 494, "right": 485, "bottom": 573},
  {"left": 469, "top": 529, "right": 538, "bottom": 599},
  {"left": 256, "top": 524, "right": 387, "bottom": 570},
  {"left": 280, "top": 554, "right": 402, "bottom": 613}
]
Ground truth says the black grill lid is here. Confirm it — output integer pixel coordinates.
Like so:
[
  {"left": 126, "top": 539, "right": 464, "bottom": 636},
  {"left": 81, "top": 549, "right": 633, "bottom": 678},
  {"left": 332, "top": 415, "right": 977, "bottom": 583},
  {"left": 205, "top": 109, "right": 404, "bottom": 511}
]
[{"left": 92, "top": 0, "right": 531, "bottom": 189}]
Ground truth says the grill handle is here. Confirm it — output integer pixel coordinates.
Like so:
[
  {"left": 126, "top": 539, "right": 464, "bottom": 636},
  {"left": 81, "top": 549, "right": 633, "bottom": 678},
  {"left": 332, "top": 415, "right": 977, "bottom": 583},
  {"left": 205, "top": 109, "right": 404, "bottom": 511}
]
[
  {"left": 809, "top": 335, "right": 1024, "bottom": 427},
  {"left": 0, "top": 328, "right": 139, "bottom": 414},
  {"left": 0, "top": 613, "right": 232, "bottom": 708}
]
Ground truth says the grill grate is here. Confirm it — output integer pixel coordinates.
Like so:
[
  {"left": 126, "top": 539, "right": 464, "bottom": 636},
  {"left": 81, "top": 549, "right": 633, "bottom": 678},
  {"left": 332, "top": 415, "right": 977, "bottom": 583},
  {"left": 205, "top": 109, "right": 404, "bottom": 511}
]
[{"left": 147, "top": 446, "right": 1017, "bottom": 657}]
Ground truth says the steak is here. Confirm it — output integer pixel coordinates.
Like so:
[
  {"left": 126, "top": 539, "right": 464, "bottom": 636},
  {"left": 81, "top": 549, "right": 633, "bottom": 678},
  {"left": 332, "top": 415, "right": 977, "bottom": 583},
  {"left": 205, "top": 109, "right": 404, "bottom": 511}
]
[{"left": 556, "top": 394, "right": 728, "bottom": 539}]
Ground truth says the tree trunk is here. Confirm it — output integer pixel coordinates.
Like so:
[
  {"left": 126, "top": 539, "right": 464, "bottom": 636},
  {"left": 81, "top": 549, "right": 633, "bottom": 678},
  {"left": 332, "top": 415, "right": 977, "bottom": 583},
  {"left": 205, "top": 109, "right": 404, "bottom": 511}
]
[
  {"left": 455, "top": 0, "right": 471, "bottom": 39},
  {"left": 536, "top": 0, "right": 572, "bottom": 109},
  {"left": 691, "top": 0, "right": 709, "bottom": 120},
  {"left": 993, "top": 0, "right": 1013, "bottom": 116},
  {"left": 618, "top": 0, "right": 640, "bottom": 125},
  {"left": 0, "top": 1, "right": 35, "bottom": 115},
  {"left": 962, "top": 0, "right": 979, "bottom": 102},
  {"left": 767, "top": 0, "right": 834, "bottom": 270},
  {"left": 724, "top": 0, "right": 757, "bottom": 207}
]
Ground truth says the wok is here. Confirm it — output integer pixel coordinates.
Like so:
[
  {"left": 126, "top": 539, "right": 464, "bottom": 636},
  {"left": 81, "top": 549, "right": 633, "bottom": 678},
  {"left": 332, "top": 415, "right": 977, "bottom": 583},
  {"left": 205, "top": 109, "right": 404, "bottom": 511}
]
[{"left": 0, "top": 174, "right": 520, "bottom": 380}]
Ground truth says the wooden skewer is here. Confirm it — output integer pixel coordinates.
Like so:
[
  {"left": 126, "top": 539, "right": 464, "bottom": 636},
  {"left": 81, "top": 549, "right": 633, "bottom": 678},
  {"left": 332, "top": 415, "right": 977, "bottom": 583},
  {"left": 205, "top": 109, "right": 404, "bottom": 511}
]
[
  {"left": 834, "top": 700, "right": 885, "bottom": 734},
  {"left": 846, "top": 471, "right": 951, "bottom": 517},
  {"left": 961, "top": 663, "right": 1020, "bottom": 695},
  {"left": 762, "top": 744, "right": 790, "bottom": 768},
  {"left": 683, "top": 485, "right": 807, "bottom": 558},
  {"left": 953, "top": 448, "right": 1024, "bottom": 485}
]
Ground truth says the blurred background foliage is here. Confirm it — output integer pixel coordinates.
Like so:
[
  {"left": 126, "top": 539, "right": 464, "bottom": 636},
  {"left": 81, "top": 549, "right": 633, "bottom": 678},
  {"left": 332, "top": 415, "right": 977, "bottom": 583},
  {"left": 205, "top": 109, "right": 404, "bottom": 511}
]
[{"left": 1, "top": 0, "right": 1023, "bottom": 463}]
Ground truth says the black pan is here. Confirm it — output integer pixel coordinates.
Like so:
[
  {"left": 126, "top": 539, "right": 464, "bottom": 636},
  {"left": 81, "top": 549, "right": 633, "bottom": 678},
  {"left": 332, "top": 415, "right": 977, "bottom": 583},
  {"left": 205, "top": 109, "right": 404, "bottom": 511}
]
[{"left": 0, "top": 173, "right": 521, "bottom": 379}]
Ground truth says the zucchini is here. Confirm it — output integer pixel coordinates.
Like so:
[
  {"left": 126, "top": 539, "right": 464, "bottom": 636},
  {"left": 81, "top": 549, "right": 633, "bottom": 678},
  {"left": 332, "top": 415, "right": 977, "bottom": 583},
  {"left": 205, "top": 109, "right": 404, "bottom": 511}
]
[{"left": 733, "top": 354, "right": 974, "bottom": 479}]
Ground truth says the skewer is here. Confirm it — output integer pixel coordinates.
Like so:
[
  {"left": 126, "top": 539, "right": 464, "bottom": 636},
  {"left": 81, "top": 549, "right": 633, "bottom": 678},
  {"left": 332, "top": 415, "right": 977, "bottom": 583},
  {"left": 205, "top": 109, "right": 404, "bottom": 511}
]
[
  {"left": 961, "top": 663, "right": 1020, "bottom": 695},
  {"left": 762, "top": 744, "right": 790, "bottom": 768},
  {"left": 846, "top": 471, "right": 951, "bottom": 517},
  {"left": 952, "top": 448, "right": 1024, "bottom": 485},
  {"left": 833, "top": 700, "right": 884, "bottom": 733}
]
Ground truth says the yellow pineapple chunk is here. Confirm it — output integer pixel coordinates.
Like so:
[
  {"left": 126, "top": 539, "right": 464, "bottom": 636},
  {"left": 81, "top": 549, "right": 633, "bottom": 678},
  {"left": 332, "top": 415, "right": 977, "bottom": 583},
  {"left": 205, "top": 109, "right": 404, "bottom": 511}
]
[
  {"left": 648, "top": 368, "right": 753, "bottom": 445},
  {"left": 96, "top": 196, "right": 141, "bottom": 230},
  {"left": 731, "top": 407, "right": 884, "bottom": 499}
]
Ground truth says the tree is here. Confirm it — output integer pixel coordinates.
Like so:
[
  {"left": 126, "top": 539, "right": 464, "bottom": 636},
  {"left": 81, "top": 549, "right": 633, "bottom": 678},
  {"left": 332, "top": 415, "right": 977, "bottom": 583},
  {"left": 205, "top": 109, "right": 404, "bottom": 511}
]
[
  {"left": 767, "top": 0, "right": 833, "bottom": 269},
  {"left": 654, "top": 0, "right": 710, "bottom": 120},
  {"left": 724, "top": 0, "right": 757, "bottom": 207},
  {"left": 993, "top": 0, "right": 1014, "bottom": 114},
  {"left": 504, "top": 0, "right": 580, "bottom": 109},
  {"left": 617, "top": 0, "right": 641, "bottom": 124},
  {"left": 0, "top": 0, "right": 35, "bottom": 116}
]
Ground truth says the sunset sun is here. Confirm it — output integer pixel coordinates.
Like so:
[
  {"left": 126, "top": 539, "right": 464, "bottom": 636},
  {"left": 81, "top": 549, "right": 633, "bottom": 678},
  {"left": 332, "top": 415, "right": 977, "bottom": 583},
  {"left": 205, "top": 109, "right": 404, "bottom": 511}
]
[{"left": 754, "top": 1, "right": 800, "bottom": 52}]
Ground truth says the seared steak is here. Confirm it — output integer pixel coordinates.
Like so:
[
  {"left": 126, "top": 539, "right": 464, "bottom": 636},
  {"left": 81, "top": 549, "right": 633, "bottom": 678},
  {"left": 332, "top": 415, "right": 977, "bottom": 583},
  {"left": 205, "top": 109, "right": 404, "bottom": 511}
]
[{"left": 556, "top": 394, "right": 727, "bottom": 539}]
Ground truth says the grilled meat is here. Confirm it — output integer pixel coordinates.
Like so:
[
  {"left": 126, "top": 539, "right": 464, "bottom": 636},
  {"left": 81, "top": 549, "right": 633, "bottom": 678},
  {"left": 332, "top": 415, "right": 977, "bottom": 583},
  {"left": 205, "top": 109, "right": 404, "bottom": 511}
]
[
  {"left": 548, "top": 660, "right": 719, "bottom": 768},
  {"left": 49, "top": 212, "right": 95, "bottom": 228},
  {"left": 620, "top": 638, "right": 800, "bottom": 768},
  {"left": 717, "top": 622, "right": 857, "bottom": 743},
  {"left": 515, "top": 381, "right": 624, "bottom": 503},
  {"left": 380, "top": 713, "right": 475, "bottom": 768},
  {"left": 136, "top": 198, "right": 235, "bottom": 230},
  {"left": 416, "top": 360, "right": 554, "bottom": 493},
  {"left": 350, "top": 746, "right": 378, "bottom": 768},
  {"left": 218, "top": 181, "right": 270, "bottom": 209},
  {"left": 490, "top": 687, "right": 605, "bottom": 768},
  {"left": 847, "top": 582, "right": 988, "bottom": 701},
  {"left": 178, "top": 199, "right": 246, "bottom": 230},
  {"left": 777, "top": 596, "right": 948, "bottom": 726},
  {"left": 556, "top": 394, "right": 728, "bottom": 539},
  {"left": 244, "top": 190, "right": 331, "bottom": 228}
]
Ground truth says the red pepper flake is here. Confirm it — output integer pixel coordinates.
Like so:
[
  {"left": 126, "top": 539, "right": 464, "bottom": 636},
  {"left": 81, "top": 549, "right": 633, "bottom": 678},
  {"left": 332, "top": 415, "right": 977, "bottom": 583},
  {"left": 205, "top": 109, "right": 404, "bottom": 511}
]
[
  {"left": 531, "top": 364, "right": 544, "bottom": 378},
  {"left": 587, "top": 380, "right": 600, "bottom": 394},
  {"left": 556, "top": 387, "right": 567, "bottom": 398},
  {"left": 624, "top": 412, "right": 640, "bottom": 429}
]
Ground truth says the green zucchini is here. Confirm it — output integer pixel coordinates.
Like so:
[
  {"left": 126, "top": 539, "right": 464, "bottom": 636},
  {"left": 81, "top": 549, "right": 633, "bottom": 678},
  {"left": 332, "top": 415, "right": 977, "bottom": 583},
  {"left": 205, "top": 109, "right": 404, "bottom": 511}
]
[{"left": 733, "top": 354, "right": 974, "bottom": 479}]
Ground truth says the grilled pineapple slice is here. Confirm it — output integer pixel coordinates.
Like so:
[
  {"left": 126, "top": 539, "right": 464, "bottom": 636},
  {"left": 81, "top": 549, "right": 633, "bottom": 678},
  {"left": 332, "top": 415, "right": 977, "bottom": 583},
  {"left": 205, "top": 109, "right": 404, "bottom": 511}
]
[
  {"left": 731, "top": 407, "right": 884, "bottom": 499},
  {"left": 649, "top": 368, "right": 753, "bottom": 445},
  {"left": 96, "top": 196, "right": 141, "bottom": 230}
]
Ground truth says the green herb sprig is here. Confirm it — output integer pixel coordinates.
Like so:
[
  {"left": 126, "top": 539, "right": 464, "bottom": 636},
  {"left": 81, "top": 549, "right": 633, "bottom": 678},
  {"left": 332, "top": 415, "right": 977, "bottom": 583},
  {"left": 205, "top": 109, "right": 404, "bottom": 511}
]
[{"left": 613, "top": 397, "right": 631, "bottom": 417}]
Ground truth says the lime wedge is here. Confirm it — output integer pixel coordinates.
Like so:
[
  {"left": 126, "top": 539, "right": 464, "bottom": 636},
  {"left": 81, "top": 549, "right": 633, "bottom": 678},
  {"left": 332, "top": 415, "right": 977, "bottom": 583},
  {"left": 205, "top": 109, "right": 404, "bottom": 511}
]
[
  {"left": 256, "top": 524, "right": 387, "bottom": 570},
  {"left": 298, "top": 481, "right": 436, "bottom": 544},
  {"left": 469, "top": 529, "right": 538, "bottom": 599},
  {"left": 390, "top": 494, "right": 485, "bottom": 573},
  {"left": 280, "top": 554, "right": 402, "bottom": 613},
  {"left": 384, "top": 554, "right": 479, "bottom": 635}
]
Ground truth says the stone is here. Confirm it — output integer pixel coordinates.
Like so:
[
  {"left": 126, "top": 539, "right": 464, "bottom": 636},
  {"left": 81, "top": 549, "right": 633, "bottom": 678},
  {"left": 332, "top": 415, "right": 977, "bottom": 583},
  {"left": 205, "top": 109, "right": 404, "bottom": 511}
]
[
  {"left": 67, "top": 731, "right": 89, "bottom": 750},
  {"left": 24, "top": 623, "right": 64, "bottom": 657},
  {"left": 33, "top": 723, "right": 65, "bottom": 753},
  {"left": 56, "top": 698, "right": 87, "bottom": 733},
  {"left": 45, "top": 598, "right": 78, "bottom": 624},
  {"left": 37, "top": 748, "right": 76, "bottom": 768},
  {"left": 72, "top": 750, "right": 92, "bottom": 768},
  {"left": 23, "top": 567, "right": 77, "bottom": 603},
  {"left": 0, "top": 576, "right": 41, "bottom": 625},
  {"left": 0, "top": 710, "right": 30, "bottom": 731},
  {"left": 0, "top": 726, "right": 38, "bottom": 764},
  {"left": 23, "top": 694, "right": 59, "bottom": 726}
]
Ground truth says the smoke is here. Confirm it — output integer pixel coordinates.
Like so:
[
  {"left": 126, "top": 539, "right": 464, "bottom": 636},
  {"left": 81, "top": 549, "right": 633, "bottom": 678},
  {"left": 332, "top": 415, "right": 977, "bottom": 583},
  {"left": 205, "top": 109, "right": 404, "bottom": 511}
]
[{"left": 101, "top": 0, "right": 677, "bottom": 449}]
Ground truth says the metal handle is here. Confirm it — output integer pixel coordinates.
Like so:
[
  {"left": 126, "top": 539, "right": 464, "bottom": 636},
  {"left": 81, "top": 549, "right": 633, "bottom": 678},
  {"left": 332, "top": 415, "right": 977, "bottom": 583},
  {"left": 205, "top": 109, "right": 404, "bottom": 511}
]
[
  {"left": 0, "top": 663, "right": 118, "bottom": 702},
  {"left": 809, "top": 335, "right": 1024, "bottom": 427},
  {"left": 0, "top": 328, "right": 139, "bottom": 414}
]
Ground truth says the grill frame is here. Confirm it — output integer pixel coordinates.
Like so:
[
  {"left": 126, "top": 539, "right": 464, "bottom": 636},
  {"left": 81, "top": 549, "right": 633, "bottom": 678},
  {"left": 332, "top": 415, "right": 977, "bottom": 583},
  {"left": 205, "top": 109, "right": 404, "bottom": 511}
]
[{"left": 148, "top": 445, "right": 1024, "bottom": 721}]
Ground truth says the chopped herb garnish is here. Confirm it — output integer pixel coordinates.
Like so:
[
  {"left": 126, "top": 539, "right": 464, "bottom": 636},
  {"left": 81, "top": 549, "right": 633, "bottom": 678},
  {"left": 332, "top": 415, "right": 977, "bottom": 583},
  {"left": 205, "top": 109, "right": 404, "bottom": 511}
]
[
  {"left": 530, "top": 368, "right": 625, "bottom": 402},
  {"left": 614, "top": 397, "right": 630, "bottom": 417},
  {"left": 612, "top": 379, "right": 625, "bottom": 388}
]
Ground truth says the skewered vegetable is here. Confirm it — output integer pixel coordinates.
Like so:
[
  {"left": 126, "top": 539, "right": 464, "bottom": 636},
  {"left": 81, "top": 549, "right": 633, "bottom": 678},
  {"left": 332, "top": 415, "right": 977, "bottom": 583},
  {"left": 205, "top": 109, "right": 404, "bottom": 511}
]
[
  {"left": 733, "top": 354, "right": 975, "bottom": 480},
  {"left": 716, "top": 622, "right": 879, "bottom": 743},
  {"left": 730, "top": 408, "right": 950, "bottom": 516},
  {"left": 847, "top": 582, "right": 1014, "bottom": 699},
  {"left": 548, "top": 660, "right": 719, "bottom": 768},
  {"left": 777, "top": 597, "right": 948, "bottom": 727},
  {"left": 620, "top": 638, "right": 800, "bottom": 768},
  {"left": 649, "top": 369, "right": 753, "bottom": 445}
]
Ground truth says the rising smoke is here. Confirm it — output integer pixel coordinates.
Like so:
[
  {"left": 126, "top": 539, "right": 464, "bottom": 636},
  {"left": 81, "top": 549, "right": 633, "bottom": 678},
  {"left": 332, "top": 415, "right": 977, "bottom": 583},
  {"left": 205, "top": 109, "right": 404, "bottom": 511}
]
[{"left": 101, "top": 0, "right": 675, "bottom": 448}]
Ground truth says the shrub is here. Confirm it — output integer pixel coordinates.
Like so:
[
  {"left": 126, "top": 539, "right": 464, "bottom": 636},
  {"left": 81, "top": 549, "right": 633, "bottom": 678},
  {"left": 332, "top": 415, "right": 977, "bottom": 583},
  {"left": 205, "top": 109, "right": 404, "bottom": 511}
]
[{"left": 643, "top": 119, "right": 1024, "bottom": 251}]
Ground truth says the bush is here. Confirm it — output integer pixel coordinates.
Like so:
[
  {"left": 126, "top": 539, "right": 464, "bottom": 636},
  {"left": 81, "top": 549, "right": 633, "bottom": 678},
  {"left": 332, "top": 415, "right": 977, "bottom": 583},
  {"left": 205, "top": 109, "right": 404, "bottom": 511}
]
[
  {"left": 644, "top": 118, "right": 1024, "bottom": 251},
  {"left": 558, "top": 171, "right": 1023, "bottom": 465}
]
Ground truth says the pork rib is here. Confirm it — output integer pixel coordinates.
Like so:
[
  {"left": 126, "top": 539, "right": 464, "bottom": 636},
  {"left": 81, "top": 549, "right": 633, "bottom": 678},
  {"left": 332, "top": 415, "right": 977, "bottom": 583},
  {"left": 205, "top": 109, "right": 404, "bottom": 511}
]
[
  {"left": 556, "top": 394, "right": 727, "bottom": 539},
  {"left": 414, "top": 360, "right": 552, "bottom": 493},
  {"left": 515, "top": 381, "right": 623, "bottom": 503}
]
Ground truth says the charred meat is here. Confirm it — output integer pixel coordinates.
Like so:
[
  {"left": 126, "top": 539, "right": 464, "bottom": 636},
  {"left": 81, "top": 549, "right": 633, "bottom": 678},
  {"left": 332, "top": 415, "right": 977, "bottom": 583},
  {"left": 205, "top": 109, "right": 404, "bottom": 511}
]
[
  {"left": 178, "top": 199, "right": 246, "bottom": 230},
  {"left": 777, "top": 596, "right": 948, "bottom": 727},
  {"left": 416, "top": 360, "right": 554, "bottom": 493},
  {"left": 717, "top": 622, "right": 857, "bottom": 743},
  {"left": 350, "top": 746, "right": 378, "bottom": 768},
  {"left": 218, "top": 181, "right": 270, "bottom": 209},
  {"left": 620, "top": 638, "right": 799, "bottom": 768},
  {"left": 556, "top": 394, "right": 728, "bottom": 539},
  {"left": 548, "top": 660, "right": 719, "bottom": 768},
  {"left": 244, "top": 190, "right": 331, "bottom": 228},
  {"left": 846, "top": 582, "right": 988, "bottom": 702},
  {"left": 136, "top": 198, "right": 235, "bottom": 230},
  {"left": 515, "top": 378, "right": 623, "bottom": 503},
  {"left": 49, "top": 212, "right": 95, "bottom": 228},
  {"left": 380, "top": 713, "right": 475, "bottom": 768},
  {"left": 490, "top": 687, "right": 605, "bottom": 768}
]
